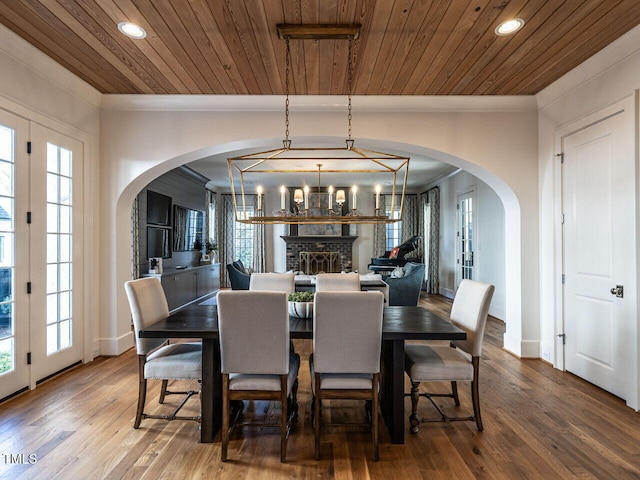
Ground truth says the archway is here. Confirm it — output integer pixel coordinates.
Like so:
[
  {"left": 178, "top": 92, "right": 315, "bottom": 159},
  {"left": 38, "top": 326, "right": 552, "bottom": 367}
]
[{"left": 115, "top": 135, "right": 522, "bottom": 357}]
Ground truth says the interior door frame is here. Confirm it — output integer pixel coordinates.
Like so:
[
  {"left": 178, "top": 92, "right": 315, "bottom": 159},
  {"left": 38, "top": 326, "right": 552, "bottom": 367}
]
[{"left": 553, "top": 94, "right": 638, "bottom": 409}]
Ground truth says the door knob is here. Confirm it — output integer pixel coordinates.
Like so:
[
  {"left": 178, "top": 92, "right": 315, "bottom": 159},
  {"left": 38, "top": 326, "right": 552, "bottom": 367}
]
[{"left": 610, "top": 285, "right": 624, "bottom": 298}]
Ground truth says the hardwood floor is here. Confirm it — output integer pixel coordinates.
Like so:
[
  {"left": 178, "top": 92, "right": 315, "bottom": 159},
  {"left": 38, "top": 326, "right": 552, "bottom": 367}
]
[{"left": 1, "top": 294, "right": 639, "bottom": 479}]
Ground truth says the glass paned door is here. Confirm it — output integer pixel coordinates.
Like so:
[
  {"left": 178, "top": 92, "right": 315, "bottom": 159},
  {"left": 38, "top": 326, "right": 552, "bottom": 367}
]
[
  {"left": 456, "top": 190, "right": 475, "bottom": 286},
  {"left": 30, "top": 124, "right": 83, "bottom": 382},
  {"left": 0, "top": 111, "right": 29, "bottom": 400}
]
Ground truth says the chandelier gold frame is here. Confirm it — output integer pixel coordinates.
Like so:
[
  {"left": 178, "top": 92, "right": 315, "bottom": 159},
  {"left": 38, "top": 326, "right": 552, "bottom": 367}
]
[{"left": 227, "top": 24, "right": 410, "bottom": 225}]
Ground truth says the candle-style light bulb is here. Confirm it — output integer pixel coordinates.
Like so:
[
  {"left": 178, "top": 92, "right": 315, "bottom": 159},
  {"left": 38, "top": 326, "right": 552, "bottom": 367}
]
[
  {"left": 328, "top": 185, "right": 334, "bottom": 208},
  {"left": 280, "top": 185, "right": 286, "bottom": 210},
  {"left": 351, "top": 185, "right": 358, "bottom": 210},
  {"left": 303, "top": 185, "right": 310, "bottom": 210},
  {"left": 256, "top": 185, "right": 263, "bottom": 211},
  {"left": 375, "top": 184, "right": 381, "bottom": 210}
]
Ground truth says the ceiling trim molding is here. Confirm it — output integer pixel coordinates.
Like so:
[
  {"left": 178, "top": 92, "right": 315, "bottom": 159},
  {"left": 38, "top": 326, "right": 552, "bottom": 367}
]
[
  {"left": 536, "top": 24, "right": 640, "bottom": 110},
  {"left": 100, "top": 94, "right": 536, "bottom": 113},
  {"left": 0, "top": 24, "right": 102, "bottom": 108}
]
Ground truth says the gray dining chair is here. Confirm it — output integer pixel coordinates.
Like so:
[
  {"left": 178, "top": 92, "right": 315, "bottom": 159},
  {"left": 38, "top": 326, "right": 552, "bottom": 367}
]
[
  {"left": 217, "top": 290, "right": 300, "bottom": 463},
  {"left": 124, "top": 277, "right": 202, "bottom": 429},
  {"left": 315, "top": 273, "right": 360, "bottom": 292},
  {"left": 311, "top": 291, "right": 384, "bottom": 461},
  {"left": 404, "top": 279, "right": 494, "bottom": 432},
  {"left": 249, "top": 272, "right": 295, "bottom": 295}
]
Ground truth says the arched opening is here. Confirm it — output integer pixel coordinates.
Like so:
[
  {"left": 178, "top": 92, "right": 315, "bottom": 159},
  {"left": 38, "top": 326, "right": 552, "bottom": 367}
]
[{"left": 115, "top": 136, "right": 522, "bottom": 356}]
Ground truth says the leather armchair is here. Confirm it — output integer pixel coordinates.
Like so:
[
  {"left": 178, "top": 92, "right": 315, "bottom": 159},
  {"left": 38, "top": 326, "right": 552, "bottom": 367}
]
[
  {"left": 226, "top": 261, "right": 250, "bottom": 290},
  {"left": 385, "top": 262, "right": 426, "bottom": 306}
]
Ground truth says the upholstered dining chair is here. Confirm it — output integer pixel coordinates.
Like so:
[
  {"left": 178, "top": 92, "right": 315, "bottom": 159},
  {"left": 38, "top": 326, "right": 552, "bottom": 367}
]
[
  {"left": 311, "top": 291, "right": 385, "bottom": 461},
  {"left": 124, "top": 277, "right": 202, "bottom": 429},
  {"left": 315, "top": 273, "right": 360, "bottom": 292},
  {"left": 216, "top": 290, "right": 300, "bottom": 463},
  {"left": 404, "top": 279, "right": 494, "bottom": 432},
  {"left": 249, "top": 272, "right": 295, "bottom": 295}
]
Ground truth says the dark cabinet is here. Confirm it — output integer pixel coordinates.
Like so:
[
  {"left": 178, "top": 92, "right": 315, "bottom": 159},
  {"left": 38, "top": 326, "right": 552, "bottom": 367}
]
[
  {"left": 196, "top": 264, "right": 221, "bottom": 298},
  {"left": 158, "top": 264, "right": 220, "bottom": 311}
]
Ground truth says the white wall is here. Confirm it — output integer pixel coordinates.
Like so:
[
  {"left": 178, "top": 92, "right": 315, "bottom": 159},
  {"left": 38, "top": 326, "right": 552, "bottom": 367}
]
[
  {"left": 537, "top": 25, "right": 640, "bottom": 409},
  {"left": 436, "top": 170, "right": 506, "bottom": 320}
]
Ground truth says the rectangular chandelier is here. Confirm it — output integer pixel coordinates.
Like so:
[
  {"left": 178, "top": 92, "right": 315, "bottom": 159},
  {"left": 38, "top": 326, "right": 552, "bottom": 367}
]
[{"left": 227, "top": 146, "right": 409, "bottom": 224}]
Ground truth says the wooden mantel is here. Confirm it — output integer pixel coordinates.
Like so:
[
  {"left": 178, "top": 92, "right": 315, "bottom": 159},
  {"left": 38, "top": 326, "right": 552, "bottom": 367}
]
[{"left": 280, "top": 236, "right": 358, "bottom": 243}]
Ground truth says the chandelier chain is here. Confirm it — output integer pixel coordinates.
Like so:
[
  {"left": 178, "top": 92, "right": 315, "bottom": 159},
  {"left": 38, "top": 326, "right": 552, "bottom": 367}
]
[
  {"left": 347, "top": 36, "right": 354, "bottom": 148},
  {"left": 284, "top": 37, "right": 291, "bottom": 148}
]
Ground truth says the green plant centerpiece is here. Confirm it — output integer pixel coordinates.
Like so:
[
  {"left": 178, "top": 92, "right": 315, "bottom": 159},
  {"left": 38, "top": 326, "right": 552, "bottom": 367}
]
[{"left": 288, "top": 291, "right": 314, "bottom": 318}]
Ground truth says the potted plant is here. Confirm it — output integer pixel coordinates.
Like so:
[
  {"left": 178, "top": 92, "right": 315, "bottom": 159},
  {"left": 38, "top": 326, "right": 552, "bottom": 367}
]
[
  {"left": 205, "top": 239, "right": 218, "bottom": 262},
  {"left": 288, "top": 291, "right": 314, "bottom": 318}
]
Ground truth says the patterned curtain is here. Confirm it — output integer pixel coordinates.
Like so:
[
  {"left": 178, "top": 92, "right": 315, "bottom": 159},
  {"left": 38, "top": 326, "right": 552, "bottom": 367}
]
[
  {"left": 253, "top": 195, "right": 266, "bottom": 273},
  {"left": 205, "top": 189, "right": 218, "bottom": 257},
  {"left": 426, "top": 187, "right": 440, "bottom": 294},
  {"left": 219, "top": 194, "right": 236, "bottom": 287},
  {"left": 400, "top": 194, "right": 424, "bottom": 289},
  {"left": 131, "top": 197, "right": 140, "bottom": 279},
  {"left": 419, "top": 191, "right": 428, "bottom": 260},
  {"left": 372, "top": 194, "right": 387, "bottom": 257},
  {"left": 173, "top": 205, "right": 187, "bottom": 250},
  {"left": 401, "top": 195, "right": 421, "bottom": 246}
]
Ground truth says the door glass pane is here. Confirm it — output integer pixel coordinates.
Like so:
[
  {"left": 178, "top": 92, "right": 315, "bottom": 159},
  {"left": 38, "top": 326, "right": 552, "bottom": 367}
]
[
  {"left": 0, "top": 161, "right": 13, "bottom": 197},
  {"left": 0, "top": 126, "right": 14, "bottom": 375},
  {"left": 46, "top": 143, "right": 73, "bottom": 354},
  {"left": 459, "top": 196, "right": 474, "bottom": 281}
]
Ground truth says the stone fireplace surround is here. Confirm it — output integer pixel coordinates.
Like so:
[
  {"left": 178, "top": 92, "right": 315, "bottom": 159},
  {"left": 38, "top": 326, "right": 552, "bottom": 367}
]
[{"left": 281, "top": 236, "right": 357, "bottom": 273}]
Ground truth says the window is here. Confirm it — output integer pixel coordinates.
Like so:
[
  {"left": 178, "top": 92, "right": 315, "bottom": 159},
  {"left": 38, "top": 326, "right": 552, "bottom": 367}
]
[
  {"left": 235, "top": 205, "right": 254, "bottom": 268},
  {"left": 208, "top": 195, "right": 217, "bottom": 246},
  {"left": 385, "top": 196, "right": 402, "bottom": 250}
]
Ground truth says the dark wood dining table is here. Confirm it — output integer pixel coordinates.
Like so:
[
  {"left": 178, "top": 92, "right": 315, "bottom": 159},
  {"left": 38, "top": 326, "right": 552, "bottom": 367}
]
[{"left": 138, "top": 303, "right": 465, "bottom": 444}]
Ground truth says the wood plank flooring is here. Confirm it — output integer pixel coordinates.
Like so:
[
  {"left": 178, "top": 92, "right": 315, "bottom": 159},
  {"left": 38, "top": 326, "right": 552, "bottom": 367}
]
[{"left": 0, "top": 294, "right": 639, "bottom": 479}]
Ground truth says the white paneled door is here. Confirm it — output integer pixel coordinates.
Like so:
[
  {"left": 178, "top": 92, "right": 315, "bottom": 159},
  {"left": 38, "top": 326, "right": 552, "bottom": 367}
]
[
  {"left": 562, "top": 106, "right": 635, "bottom": 403},
  {"left": 0, "top": 117, "right": 84, "bottom": 400}
]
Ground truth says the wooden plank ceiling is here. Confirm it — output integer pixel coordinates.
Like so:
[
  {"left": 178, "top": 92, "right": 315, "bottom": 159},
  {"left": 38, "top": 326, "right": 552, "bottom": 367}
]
[{"left": 1, "top": 0, "right": 639, "bottom": 95}]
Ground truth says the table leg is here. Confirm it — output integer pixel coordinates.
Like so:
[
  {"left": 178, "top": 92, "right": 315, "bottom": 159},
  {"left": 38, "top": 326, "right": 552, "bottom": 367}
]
[
  {"left": 200, "top": 338, "right": 222, "bottom": 443},
  {"left": 380, "top": 339, "right": 406, "bottom": 444}
]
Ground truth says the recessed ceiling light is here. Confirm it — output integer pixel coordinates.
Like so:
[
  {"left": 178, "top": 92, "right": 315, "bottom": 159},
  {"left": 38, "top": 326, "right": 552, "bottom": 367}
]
[
  {"left": 495, "top": 18, "right": 525, "bottom": 36},
  {"left": 118, "top": 22, "right": 146, "bottom": 39}
]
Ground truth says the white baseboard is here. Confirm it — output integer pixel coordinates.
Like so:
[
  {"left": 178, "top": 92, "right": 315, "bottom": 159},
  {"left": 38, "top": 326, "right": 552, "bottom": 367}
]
[
  {"left": 440, "top": 288, "right": 455, "bottom": 300},
  {"left": 99, "top": 331, "right": 134, "bottom": 356}
]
